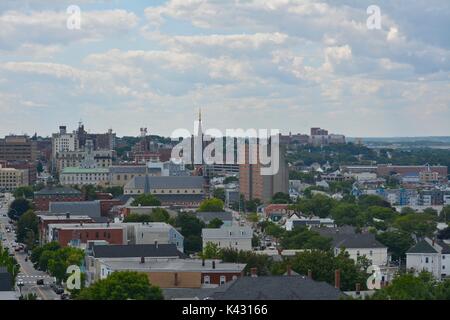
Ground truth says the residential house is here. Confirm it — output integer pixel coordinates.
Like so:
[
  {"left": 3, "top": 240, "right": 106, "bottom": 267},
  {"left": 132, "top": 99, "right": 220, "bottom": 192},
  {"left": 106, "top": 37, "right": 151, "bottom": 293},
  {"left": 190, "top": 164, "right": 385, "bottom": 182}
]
[
  {"left": 406, "top": 238, "right": 450, "bottom": 280},
  {"left": 196, "top": 212, "right": 233, "bottom": 227},
  {"left": 202, "top": 226, "right": 253, "bottom": 251}
]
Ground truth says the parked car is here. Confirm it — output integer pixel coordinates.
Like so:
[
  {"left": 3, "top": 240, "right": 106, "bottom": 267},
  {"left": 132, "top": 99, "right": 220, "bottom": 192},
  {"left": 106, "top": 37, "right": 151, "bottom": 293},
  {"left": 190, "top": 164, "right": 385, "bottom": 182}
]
[
  {"left": 36, "top": 279, "right": 44, "bottom": 285},
  {"left": 50, "top": 284, "right": 64, "bottom": 294},
  {"left": 60, "top": 293, "right": 70, "bottom": 300}
]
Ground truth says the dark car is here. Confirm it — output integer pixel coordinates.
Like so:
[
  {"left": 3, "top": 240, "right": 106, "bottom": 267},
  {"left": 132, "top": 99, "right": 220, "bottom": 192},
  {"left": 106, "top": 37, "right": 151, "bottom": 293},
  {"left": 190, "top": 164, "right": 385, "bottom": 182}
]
[
  {"left": 51, "top": 284, "right": 64, "bottom": 295},
  {"left": 60, "top": 293, "right": 70, "bottom": 300},
  {"left": 36, "top": 279, "right": 44, "bottom": 285}
]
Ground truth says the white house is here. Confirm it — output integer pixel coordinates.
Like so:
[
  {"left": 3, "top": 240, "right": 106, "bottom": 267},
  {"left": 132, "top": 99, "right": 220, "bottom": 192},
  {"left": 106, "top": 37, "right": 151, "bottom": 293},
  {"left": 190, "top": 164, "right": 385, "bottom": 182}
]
[
  {"left": 406, "top": 238, "right": 450, "bottom": 280},
  {"left": 202, "top": 226, "right": 253, "bottom": 251},
  {"left": 315, "top": 228, "right": 388, "bottom": 267},
  {"left": 284, "top": 213, "right": 335, "bottom": 231}
]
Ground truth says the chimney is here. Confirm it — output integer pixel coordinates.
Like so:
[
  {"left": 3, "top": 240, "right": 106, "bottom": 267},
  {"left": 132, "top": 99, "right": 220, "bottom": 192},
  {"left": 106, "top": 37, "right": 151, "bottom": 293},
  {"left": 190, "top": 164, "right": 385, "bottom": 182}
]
[
  {"left": 432, "top": 238, "right": 435, "bottom": 246},
  {"left": 355, "top": 283, "right": 361, "bottom": 295},
  {"left": 334, "top": 269, "right": 341, "bottom": 289},
  {"left": 250, "top": 268, "right": 258, "bottom": 277},
  {"left": 287, "top": 265, "right": 292, "bottom": 276},
  {"left": 212, "top": 261, "right": 216, "bottom": 269},
  {"left": 140, "top": 256, "right": 145, "bottom": 264},
  {"left": 307, "top": 269, "right": 312, "bottom": 279}
]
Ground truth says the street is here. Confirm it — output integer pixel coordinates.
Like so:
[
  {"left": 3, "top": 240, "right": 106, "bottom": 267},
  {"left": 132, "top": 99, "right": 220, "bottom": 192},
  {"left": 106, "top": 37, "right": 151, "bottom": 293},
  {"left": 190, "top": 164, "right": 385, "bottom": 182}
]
[{"left": 0, "top": 194, "right": 59, "bottom": 300}]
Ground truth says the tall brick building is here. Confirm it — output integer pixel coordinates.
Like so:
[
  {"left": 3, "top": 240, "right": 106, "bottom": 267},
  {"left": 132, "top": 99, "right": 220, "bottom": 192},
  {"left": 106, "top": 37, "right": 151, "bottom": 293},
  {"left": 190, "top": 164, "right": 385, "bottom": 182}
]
[{"left": 239, "top": 141, "right": 289, "bottom": 203}]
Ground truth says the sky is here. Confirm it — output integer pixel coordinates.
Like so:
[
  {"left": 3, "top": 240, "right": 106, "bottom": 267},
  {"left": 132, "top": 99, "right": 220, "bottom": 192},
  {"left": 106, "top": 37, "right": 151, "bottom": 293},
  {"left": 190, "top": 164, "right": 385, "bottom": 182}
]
[{"left": 0, "top": 0, "right": 449, "bottom": 138}]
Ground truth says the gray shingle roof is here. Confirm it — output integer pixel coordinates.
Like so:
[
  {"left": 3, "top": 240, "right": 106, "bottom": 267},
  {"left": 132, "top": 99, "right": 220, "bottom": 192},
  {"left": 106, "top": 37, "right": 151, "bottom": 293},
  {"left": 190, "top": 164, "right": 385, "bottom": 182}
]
[
  {"left": 210, "top": 276, "right": 344, "bottom": 300},
  {"left": 196, "top": 212, "right": 233, "bottom": 224},
  {"left": 35, "top": 187, "right": 82, "bottom": 196},
  {"left": 332, "top": 234, "right": 386, "bottom": 249},
  {"left": 125, "top": 175, "right": 204, "bottom": 191},
  {"left": 407, "top": 240, "right": 438, "bottom": 254},
  {"left": 109, "top": 166, "right": 147, "bottom": 174},
  {"left": 49, "top": 201, "right": 101, "bottom": 218},
  {"left": 314, "top": 227, "right": 386, "bottom": 249},
  {"left": 91, "top": 244, "right": 187, "bottom": 258}
]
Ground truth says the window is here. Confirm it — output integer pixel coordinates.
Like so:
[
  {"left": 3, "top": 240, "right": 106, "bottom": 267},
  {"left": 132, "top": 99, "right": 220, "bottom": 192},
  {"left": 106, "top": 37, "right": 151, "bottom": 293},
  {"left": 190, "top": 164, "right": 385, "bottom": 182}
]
[
  {"left": 96, "top": 232, "right": 99, "bottom": 239},
  {"left": 356, "top": 251, "right": 360, "bottom": 256},
  {"left": 443, "top": 265, "right": 446, "bottom": 270},
  {"left": 443, "top": 255, "right": 446, "bottom": 260},
  {"left": 220, "top": 276, "right": 226, "bottom": 285},
  {"left": 204, "top": 276, "right": 210, "bottom": 284},
  {"left": 426, "top": 257, "right": 429, "bottom": 263},
  {"left": 370, "top": 250, "right": 373, "bottom": 256}
]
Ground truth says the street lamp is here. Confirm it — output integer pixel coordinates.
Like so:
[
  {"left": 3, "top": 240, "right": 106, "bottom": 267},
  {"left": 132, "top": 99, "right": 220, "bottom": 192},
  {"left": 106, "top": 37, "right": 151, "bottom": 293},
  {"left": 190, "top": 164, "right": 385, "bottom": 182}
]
[{"left": 17, "top": 279, "right": 24, "bottom": 298}]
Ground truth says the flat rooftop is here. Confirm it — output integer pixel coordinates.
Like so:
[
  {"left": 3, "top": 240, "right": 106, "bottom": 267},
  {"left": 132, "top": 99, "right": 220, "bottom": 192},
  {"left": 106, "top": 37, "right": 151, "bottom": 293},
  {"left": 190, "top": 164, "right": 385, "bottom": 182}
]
[{"left": 103, "top": 259, "right": 246, "bottom": 273}]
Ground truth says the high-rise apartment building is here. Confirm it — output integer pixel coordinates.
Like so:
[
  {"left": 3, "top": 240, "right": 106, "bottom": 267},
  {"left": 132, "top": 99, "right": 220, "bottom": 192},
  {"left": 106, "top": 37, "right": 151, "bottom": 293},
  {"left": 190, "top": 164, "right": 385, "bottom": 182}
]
[{"left": 239, "top": 141, "right": 289, "bottom": 203}]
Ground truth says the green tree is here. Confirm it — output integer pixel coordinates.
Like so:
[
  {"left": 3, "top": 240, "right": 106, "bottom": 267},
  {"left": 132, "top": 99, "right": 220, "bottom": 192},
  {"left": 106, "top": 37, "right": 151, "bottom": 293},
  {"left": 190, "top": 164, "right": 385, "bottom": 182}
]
[
  {"left": 292, "top": 194, "right": 337, "bottom": 218},
  {"left": 13, "top": 186, "right": 34, "bottom": 199},
  {"left": 280, "top": 227, "right": 331, "bottom": 251},
  {"left": 149, "top": 208, "right": 170, "bottom": 222},
  {"left": 264, "top": 222, "right": 285, "bottom": 240},
  {"left": 291, "top": 250, "right": 335, "bottom": 285},
  {"left": 439, "top": 205, "right": 450, "bottom": 222},
  {"left": 358, "top": 194, "right": 391, "bottom": 209},
  {"left": 220, "top": 248, "right": 273, "bottom": 276},
  {"left": 271, "top": 192, "right": 291, "bottom": 204},
  {"left": 291, "top": 249, "right": 367, "bottom": 291},
  {"left": 36, "top": 161, "right": 44, "bottom": 174},
  {"left": 394, "top": 213, "right": 437, "bottom": 238},
  {"left": 77, "top": 271, "right": 163, "bottom": 300},
  {"left": 175, "top": 213, "right": 205, "bottom": 253},
  {"left": 105, "top": 186, "right": 124, "bottom": 198},
  {"left": 0, "top": 244, "right": 20, "bottom": 285},
  {"left": 16, "top": 209, "right": 39, "bottom": 246},
  {"left": 201, "top": 242, "right": 221, "bottom": 259},
  {"left": 331, "top": 203, "right": 366, "bottom": 227},
  {"left": 246, "top": 212, "right": 259, "bottom": 224},
  {"left": 131, "top": 194, "right": 161, "bottom": 206},
  {"left": 8, "top": 198, "right": 32, "bottom": 220},
  {"left": 370, "top": 272, "right": 436, "bottom": 300},
  {"left": 123, "top": 213, "right": 153, "bottom": 223},
  {"left": 213, "top": 188, "right": 226, "bottom": 202},
  {"left": 376, "top": 231, "right": 414, "bottom": 262},
  {"left": 245, "top": 198, "right": 262, "bottom": 212},
  {"left": 207, "top": 218, "right": 224, "bottom": 228},
  {"left": 198, "top": 198, "right": 224, "bottom": 212}
]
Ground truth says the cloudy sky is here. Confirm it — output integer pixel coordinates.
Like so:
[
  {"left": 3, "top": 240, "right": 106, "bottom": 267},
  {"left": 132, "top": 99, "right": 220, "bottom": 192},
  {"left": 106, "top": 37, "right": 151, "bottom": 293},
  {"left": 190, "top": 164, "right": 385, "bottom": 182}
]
[{"left": 0, "top": 0, "right": 449, "bottom": 138}]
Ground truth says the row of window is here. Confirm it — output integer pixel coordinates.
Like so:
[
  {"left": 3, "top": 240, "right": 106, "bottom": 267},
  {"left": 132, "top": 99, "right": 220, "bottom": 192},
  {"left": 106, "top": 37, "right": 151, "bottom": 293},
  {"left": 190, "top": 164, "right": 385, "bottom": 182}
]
[{"left": 203, "top": 275, "right": 237, "bottom": 285}]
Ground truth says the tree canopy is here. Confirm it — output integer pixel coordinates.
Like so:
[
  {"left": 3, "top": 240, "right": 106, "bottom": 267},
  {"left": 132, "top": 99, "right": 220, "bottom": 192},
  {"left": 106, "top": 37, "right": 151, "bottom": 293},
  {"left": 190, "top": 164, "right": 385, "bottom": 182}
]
[
  {"left": 131, "top": 194, "right": 161, "bottom": 206},
  {"left": 8, "top": 198, "right": 32, "bottom": 220},
  {"left": 198, "top": 198, "right": 224, "bottom": 212},
  {"left": 77, "top": 271, "right": 163, "bottom": 300}
]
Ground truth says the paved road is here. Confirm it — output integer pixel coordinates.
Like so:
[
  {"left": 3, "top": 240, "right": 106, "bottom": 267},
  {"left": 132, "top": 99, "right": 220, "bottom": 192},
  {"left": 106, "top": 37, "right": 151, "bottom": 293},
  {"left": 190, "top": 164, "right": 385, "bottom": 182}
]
[{"left": 0, "top": 194, "right": 59, "bottom": 300}]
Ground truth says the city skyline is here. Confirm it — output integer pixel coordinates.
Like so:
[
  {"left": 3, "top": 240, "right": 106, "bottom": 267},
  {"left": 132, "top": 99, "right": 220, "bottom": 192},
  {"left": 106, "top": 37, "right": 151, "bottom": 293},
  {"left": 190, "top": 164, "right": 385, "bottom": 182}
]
[{"left": 0, "top": 1, "right": 449, "bottom": 137}]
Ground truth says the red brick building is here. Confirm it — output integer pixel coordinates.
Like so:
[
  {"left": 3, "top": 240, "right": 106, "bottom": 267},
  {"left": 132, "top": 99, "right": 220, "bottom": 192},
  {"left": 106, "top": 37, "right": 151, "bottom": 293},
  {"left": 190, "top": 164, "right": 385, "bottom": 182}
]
[
  {"left": 37, "top": 214, "right": 94, "bottom": 245},
  {"left": 34, "top": 187, "right": 84, "bottom": 211},
  {"left": 48, "top": 223, "right": 126, "bottom": 247}
]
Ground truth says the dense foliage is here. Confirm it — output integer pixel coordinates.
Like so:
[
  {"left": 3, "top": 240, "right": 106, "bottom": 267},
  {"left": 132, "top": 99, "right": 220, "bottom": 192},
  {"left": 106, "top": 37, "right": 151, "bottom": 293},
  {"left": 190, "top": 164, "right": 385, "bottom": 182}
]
[{"left": 77, "top": 271, "right": 163, "bottom": 300}]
